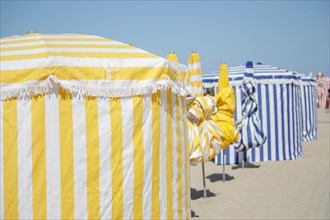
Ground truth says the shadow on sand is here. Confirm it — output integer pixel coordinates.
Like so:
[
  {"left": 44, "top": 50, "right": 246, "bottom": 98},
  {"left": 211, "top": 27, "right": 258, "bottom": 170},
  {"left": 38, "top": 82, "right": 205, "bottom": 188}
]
[
  {"left": 190, "top": 187, "right": 216, "bottom": 200},
  {"left": 206, "top": 173, "right": 235, "bottom": 182},
  {"left": 191, "top": 210, "right": 199, "bottom": 218},
  {"left": 232, "top": 161, "right": 261, "bottom": 170}
]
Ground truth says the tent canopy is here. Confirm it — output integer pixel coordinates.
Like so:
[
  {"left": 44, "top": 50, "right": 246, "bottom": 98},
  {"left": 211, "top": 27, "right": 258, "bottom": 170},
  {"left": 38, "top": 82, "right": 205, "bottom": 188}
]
[{"left": 1, "top": 33, "right": 191, "bottom": 100}]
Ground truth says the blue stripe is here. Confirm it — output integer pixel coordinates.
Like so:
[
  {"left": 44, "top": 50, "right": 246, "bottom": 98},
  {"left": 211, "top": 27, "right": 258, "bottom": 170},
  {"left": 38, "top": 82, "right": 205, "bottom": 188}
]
[
  {"left": 273, "top": 85, "right": 280, "bottom": 161},
  {"left": 226, "top": 147, "right": 231, "bottom": 165},
  {"left": 265, "top": 85, "right": 272, "bottom": 161},
  {"left": 247, "top": 119, "right": 252, "bottom": 149},
  {"left": 287, "top": 84, "right": 292, "bottom": 160},
  {"left": 203, "top": 79, "right": 217, "bottom": 83},
  {"left": 306, "top": 86, "right": 312, "bottom": 140},
  {"left": 305, "top": 86, "right": 310, "bottom": 140},
  {"left": 292, "top": 84, "right": 297, "bottom": 159},
  {"left": 280, "top": 84, "right": 287, "bottom": 160},
  {"left": 302, "top": 86, "right": 307, "bottom": 140},
  {"left": 233, "top": 147, "right": 237, "bottom": 164},
  {"left": 314, "top": 86, "right": 318, "bottom": 139}
]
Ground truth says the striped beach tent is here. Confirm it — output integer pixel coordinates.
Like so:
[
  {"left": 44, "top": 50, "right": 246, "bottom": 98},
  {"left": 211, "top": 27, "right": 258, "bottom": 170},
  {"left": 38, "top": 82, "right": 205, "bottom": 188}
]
[
  {"left": 300, "top": 75, "right": 318, "bottom": 141},
  {"left": 203, "top": 62, "right": 305, "bottom": 165},
  {"left": 0, "top": 33, "right": 191, "bottom": 219}
]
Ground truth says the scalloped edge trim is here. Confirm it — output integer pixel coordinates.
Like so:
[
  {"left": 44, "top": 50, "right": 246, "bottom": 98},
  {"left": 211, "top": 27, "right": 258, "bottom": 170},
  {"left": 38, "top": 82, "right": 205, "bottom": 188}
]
[{"left": 1, "top": 75, "right": 196, "bottom": 101}]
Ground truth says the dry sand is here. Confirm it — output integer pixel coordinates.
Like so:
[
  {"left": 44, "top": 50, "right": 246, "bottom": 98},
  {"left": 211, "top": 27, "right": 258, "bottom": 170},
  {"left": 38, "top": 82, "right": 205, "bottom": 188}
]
[{"left": 190, "top": 109, "right": 330, "bottom": 219}]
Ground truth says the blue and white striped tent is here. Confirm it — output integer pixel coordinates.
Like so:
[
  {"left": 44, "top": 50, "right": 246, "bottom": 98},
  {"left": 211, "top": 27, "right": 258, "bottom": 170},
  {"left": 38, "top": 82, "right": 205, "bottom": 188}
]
[
  {"left": 204, "top": 62, "right": 310, "bottom": 165},
  {"left": 300, "top": 75, "right": 318, "bottom": 141}
]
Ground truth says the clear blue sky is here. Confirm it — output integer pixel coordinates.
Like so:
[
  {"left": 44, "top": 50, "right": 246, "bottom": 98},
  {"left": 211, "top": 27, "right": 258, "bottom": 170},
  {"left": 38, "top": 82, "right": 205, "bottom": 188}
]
[{"left": 1, "top": 1, "right": 329, "bottom": 76}]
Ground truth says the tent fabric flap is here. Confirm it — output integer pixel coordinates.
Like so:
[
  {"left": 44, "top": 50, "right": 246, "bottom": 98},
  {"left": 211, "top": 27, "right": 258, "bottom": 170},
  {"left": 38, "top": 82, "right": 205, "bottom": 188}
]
[{"left": 0, "top": 88, "right": 190, "bottom": 219}]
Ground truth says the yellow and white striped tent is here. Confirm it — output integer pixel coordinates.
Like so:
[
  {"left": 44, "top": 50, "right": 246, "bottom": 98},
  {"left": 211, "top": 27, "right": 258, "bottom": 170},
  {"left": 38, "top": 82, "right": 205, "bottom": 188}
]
[{"left": 0, "top": 33, "right": 191, "bottom": 219}]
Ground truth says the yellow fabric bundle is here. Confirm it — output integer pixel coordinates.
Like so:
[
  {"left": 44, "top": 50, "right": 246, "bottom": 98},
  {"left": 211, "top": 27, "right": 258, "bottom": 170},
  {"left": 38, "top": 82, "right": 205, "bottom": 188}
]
[{"left": 211, "top": 64, "right": 239, "bottom": 148}]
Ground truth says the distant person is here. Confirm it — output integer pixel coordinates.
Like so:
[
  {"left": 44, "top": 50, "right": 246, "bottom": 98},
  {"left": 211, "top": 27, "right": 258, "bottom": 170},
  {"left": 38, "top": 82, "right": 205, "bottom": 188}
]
[{"left": 326, "top": 88, "right": 330, "bottom": 111}]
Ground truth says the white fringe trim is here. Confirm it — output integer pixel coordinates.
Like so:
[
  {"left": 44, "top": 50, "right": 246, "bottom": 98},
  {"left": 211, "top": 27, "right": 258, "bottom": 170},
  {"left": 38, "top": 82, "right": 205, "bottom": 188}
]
[{"left": 1, "top": 75, "right": 194, "bottom": 101}]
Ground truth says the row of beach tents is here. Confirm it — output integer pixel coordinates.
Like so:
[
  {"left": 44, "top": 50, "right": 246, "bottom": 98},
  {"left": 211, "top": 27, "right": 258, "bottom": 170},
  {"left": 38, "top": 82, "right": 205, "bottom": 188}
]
[
  {"left": 203, "top": 62, "right": 319, "bottom": 165},
  {"left": 0, "top": 33, "right": 323, "bottom": 219}
]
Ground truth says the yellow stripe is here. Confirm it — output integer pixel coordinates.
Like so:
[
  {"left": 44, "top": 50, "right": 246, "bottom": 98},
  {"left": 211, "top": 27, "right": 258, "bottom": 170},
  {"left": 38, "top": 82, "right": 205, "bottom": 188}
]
[
  {"left": 110, "top": 98, "right": 123, "bottom": 220},
  {"left": 59, "top": 89, "right": 75, "bottom": 219},
  {"left": 0, "top": 52, "right": 158, "bottom": 60},
  {"left": 31, "top": 95, "right": 47, "bottom": 219},
  {"left": 182, "top": 97, "right": 190, "bottom": 219},
  {"left": 191, "top": 81, "right": 203, "bottom": 88},
  {"left": 166, "top": 90, "right": 174, "bottom": 219},
  {"left": 189, "top": 68, "right": 202, "bottom": 76},
  {"left": 1, "top": 66, "right": 169, "bottom": 83},
  {"left": 176, "top": 96, "right": 183, "bottom": 219},
  {"left": 85, "top": 96, "right": 100, "bottom": 219},
  {"left": 1, "top": 44, "right": 134, "bottom": 51},
  {"left": 151, "top": 91, "right": 161, "bottom": 219},
  {"left": 1, "top": 37, "right": 112, "bottom": 45},
  {"left": 132, "top": 96, "right": 144, "bottom": 219},
  {"left": 3, "top": 98, "right": 18, "bottom": 219}
]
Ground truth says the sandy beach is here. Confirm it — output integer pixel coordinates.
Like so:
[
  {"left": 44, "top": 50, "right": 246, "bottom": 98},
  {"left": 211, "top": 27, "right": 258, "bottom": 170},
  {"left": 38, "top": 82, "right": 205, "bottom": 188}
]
[{"left": 190, "top": 109, "right": 330, "bottom": 219}]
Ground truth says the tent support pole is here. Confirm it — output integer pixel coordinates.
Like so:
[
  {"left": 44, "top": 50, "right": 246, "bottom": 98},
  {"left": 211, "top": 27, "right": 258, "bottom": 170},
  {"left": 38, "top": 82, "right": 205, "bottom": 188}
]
[
  {"left": 242, "top": 157, "right": 245, "bottom": 168},
  {"left": 202, "top": 163, "right": 207, "bottom": 198},
  {"left": 222, "top": 149, "right": 226, "bottom": 182}
]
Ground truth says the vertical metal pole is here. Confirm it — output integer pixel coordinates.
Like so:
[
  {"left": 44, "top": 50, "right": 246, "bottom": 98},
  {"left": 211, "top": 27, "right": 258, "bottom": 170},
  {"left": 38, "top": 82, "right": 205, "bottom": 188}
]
[
  {"left": 222, "top": 149, "right": 226, "bottom": 182},
  {"left": 242, "top": 158, "right": 245, "bottom": 168},
  {"left": 202, "top": 163, "right": 207, "bottom": 198}
]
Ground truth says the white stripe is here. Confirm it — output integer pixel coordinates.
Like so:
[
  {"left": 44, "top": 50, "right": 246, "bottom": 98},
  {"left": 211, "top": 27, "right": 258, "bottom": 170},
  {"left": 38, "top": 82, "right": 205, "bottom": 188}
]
[
  {"left": 0, "top": 101, "right": 3, "bottom": 220},
  {"left": 0, "top": 34, "right": 105, "bottom": 43},
  {"left": 254, "top": 147, "right": 261, "bottom": 162},
  {"left": 72, "top": 96, "right": 88, "bottom": 219},
  {"left": 189, "top": 75, "right": 202, "bottom": 81},
  {"left": 172, "top": 93, "right": 179, "bottom": 219},
  {"left": 17, "top": 99, "right": 33, "bottom": 219},
  {"left": 45, "top": 90, "right": 61, "bottom": 219},
  {"left": 1, "top": 57, "right": 165, "bottom": 70},
  {"left": 261, "top": 85, "right": 269, "bottom": 161},
  {"left": 188, "top": 63, "right": 201, "bottom": 70},
  {"left": 121, "top": 98, "right": 134, "bottom": 220},
  {"left": 1, "top": 40, "right": 126, "bottom": 47},
  {"left": 1, "top": 47, "right": 148, "bottom": 56},
  {"left": 159, "top": 91, "right": 167, "bottom": 220},
  {"left": 179, "top": 97, "right": 186, "bottom": 219},
  {"left": 232, "top": 87, "right": 241, "bottom": 163},
  {"left": 269, "top": 86, "right": 276, "bottom": 161},
  {"left": 98, "top": 97, "right": 112, "bottom": 220},
  {"left": 142, "top": 94, "right": 152, "bottom": 220}
]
